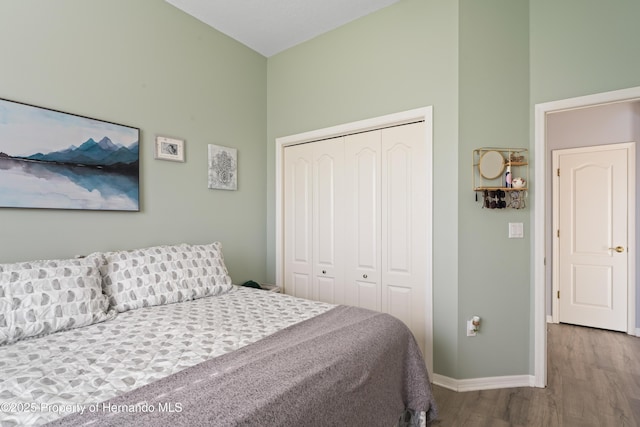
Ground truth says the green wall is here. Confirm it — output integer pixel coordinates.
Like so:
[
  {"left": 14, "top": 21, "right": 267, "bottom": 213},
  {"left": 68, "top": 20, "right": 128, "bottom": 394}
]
[
  {"left": 458, "top": 0, "right": 530, "bottom": 378},
  {"left": 0, "top": 0, "right": 268, "bottom": 284},
  {"left": 530, "top": 0, "right": 640, "bottom": 104},
  {"left": 267, "top": 0, "right": 461, "bottom": 377}
]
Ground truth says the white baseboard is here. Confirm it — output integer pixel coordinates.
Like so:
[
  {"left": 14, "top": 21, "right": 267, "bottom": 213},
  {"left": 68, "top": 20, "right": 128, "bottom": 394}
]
[{"left": 432, "top": 373, "right": 535, "bottom": 392}]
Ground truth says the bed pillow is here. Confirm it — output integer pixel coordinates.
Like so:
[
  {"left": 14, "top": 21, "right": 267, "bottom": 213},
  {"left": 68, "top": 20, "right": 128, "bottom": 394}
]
[
  {"left": 187, "top": 241, "right": 233, "bottom": 286},
  {"left": 100, "top": 242, "right": 233, "bottom": 313},
  {"left": 0, "top": 255, "right": 114, "bottom": 345}
]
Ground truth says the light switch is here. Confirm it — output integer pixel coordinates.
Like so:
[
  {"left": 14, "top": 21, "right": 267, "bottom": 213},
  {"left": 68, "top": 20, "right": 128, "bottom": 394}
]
[{"left": 509, "top": 222, "right": 524, "bottom": 239}]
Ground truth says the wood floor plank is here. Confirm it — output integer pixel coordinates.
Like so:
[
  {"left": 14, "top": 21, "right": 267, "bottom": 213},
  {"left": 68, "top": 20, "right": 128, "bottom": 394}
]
[
  {"left": 430, "top": 323, "right": 640, "bottom": 427},
  {"left": 625, "top": 373, "right": 640, "bottom": 400},
  {"left": 630, "top": 397, "right": 640, "bottom": 425}
]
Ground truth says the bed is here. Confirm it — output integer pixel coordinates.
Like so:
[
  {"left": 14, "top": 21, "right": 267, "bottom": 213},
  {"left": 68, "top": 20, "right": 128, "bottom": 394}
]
[{"left": 0, "top": 243, "right": 437, "bottom": 426}]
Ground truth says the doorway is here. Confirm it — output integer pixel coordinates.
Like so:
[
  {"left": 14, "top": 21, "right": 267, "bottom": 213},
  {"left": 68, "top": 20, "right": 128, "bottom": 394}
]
[{"left": 534, "top": 86, "right": 640, "bottom": 388}]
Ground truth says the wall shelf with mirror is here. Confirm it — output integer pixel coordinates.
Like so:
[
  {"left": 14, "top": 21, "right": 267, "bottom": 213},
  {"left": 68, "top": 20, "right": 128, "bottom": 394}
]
[{"left": 473, "top": 148, "right": 528, "bottom": 209}]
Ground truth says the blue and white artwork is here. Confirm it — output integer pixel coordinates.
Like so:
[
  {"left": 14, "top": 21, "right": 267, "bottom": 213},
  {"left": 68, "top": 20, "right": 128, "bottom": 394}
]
[{"left": 0, "top": 98, "right": 139, "bottom": 211}]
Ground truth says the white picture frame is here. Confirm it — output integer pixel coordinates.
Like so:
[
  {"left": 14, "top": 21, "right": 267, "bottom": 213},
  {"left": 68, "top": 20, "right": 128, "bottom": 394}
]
[
  {"left": 155, "top": 136, "right": 185, "bottom": 162},
  {"left": 208, "top": 144, "right": 237, "bottom": 190}
]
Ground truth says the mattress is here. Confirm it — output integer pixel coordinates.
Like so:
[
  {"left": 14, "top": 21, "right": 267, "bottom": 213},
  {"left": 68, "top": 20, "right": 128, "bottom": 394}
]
[{"left": 0, "top": 287, "right": 334, "bottom": 426}]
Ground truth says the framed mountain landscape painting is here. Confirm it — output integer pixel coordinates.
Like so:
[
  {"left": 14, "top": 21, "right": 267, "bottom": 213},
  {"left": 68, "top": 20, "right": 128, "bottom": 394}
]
[{"left": 0, "top": 98, "right": 139, "bottom": 211}]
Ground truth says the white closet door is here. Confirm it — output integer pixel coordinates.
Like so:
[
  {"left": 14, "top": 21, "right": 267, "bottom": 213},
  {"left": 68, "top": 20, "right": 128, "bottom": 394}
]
[
  {"left": 312, "top": 138, "right": 345, "bottom": 304},
  {"left": 381, "top": 122, "right": 427, "bottom": 354},
  {"left": 283, "top": 144, "right": 313, "bottom": 299},
  {"left": 344, "top": 131, "right": 382, "bottom": 311}
]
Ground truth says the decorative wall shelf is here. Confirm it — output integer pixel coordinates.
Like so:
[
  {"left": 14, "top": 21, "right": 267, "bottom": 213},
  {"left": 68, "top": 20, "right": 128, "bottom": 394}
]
[{"left": 473, "top": 147, "right": 528, "bottom": 209}]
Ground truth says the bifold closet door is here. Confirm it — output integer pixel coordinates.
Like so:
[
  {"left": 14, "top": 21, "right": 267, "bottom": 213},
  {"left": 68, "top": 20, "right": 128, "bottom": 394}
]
[
  {"left": 283, "top": 144, "right": 313, "bottom": 300},
  {"left": 312, "top": 138, "right": 345, "bottom": 304},
  {"left": 381, "top": 122, "right": 427, "bottom": 354},
  {"left": 284, "top": 138, "right": 345, "bottom": 304},
  {"left": 285, "top": 122, "right": 427, "bottom": 354},
  {"left": 343, "top": 122, "right": 427, "bottom": 353},
  {"left": 344, "top": 131, "right": 382, "bottom": 311}
]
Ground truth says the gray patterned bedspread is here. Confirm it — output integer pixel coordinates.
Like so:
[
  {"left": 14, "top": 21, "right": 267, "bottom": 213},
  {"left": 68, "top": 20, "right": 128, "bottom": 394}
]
[
  {"left": 0, "top": 287, "right": 333, "bottom": 426},
  {"left": 48, "top": 305, "right": 437, "bottom": 427}
]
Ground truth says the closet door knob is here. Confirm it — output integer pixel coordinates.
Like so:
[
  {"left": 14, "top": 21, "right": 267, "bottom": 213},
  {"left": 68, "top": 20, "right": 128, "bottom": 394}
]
[
  {"left": 363, "top": 274, "right": 368, "bottom": 279},
  {"left": 322, "top": 270, "right": 326, "bottom": 274}
]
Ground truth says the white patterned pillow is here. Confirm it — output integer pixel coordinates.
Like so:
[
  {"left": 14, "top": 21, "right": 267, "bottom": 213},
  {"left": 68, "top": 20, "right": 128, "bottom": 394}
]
[
  {"left": 100, "top": 243, "right": 233, "bottom": 313},
  {"left": 0, "top": 255, "right": 114, "bottom": 345}
]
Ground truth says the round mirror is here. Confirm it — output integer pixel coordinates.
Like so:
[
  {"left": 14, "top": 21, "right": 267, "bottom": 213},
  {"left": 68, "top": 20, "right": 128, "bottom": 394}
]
[{"left": 479, "top": 150, "right": 505, "bottom": 179}]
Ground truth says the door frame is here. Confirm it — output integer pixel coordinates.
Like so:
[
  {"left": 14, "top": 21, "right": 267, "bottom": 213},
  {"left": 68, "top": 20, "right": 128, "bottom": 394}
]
[
  {"left": 275, "top": 106, "right": 433, "bottom": 374},
  {"left": 534, "top": 86, "right": 640, "bottom": 388},
  {"left": 551, "top": 143, "right": 635, "bottom": 327}
]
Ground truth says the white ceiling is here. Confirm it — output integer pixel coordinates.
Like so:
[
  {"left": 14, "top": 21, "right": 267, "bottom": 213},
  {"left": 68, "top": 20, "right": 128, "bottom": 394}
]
[{"left": 165, "top": 0, "right": 400, "bottom": 57}]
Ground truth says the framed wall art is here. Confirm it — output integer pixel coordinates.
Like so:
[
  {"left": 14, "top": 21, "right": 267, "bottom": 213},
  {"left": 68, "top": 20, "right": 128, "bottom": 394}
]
[
  {"left": 208, "top": 144, "right": 237, "bottom": 190},
  {"left": 154, "top": 136, "right": 185, "bottom": 162},
  {"left": 0, "top": 97, "right": 140, "bottom": 211}
]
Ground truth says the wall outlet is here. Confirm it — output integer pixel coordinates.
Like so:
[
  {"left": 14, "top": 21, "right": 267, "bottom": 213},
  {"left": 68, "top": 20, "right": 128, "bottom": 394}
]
[{"left": 467, "top": 320, "right": 477, "bottom": 337}]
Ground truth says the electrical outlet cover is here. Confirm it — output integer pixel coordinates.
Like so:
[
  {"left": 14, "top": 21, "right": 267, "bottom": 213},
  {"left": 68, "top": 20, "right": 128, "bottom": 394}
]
[{"left": 466, "top": 320, "right": 477, "bottom": 337}]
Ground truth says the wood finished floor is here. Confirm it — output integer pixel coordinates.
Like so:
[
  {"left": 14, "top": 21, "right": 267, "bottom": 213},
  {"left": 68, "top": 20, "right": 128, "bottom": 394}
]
[{"left": 430, "top": 323, "right": 640, "bottom": 426}]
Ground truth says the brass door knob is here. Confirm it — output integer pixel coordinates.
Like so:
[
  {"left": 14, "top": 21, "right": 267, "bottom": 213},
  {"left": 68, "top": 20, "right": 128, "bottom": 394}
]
[{"left": 609, "top": 246, "right": 624, "bottom": 253}]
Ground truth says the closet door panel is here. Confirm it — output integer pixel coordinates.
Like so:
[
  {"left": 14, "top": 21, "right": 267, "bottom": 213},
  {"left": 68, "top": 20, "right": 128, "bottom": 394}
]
[
  {"left": 344, "top": 131, "right": 381, "bottom": 310},
  {"left": 386, "top": 142, "right": 412, "bottom": 274},
  {"left": 381, "top": 122, "right": 427, "bottom": 353},
  {"left": 386, "top": 285, "right": 412, "bottom": 326},
  {"left": 284, "top": 144, "right": 313, "bottom": 300},
  {"left": 356, "top": 280, "right": 379, "bottom": 311},
  {"left": 312, "top": 138, "right": 344, "bottom": 304},
  {"left": 316, "top": 276, "right": 336, "bottom": 303},
  {"left": 292, "top": 273, "right": 312, "bottom": 300}
]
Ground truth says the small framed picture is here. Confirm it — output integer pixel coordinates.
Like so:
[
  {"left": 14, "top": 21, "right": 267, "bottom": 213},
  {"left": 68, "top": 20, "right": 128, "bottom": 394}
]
[
  {"left": 155, "top": 136, "right": 185, "bottom": 162},
  {"left": 208, "top": 144, "right": 237, "bottom": 190}
]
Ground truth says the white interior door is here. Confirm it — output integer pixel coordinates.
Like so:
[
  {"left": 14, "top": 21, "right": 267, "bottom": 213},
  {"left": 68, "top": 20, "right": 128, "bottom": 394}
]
[{"left": 554, "top": 144, "right": 632, "bottom": 332}]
